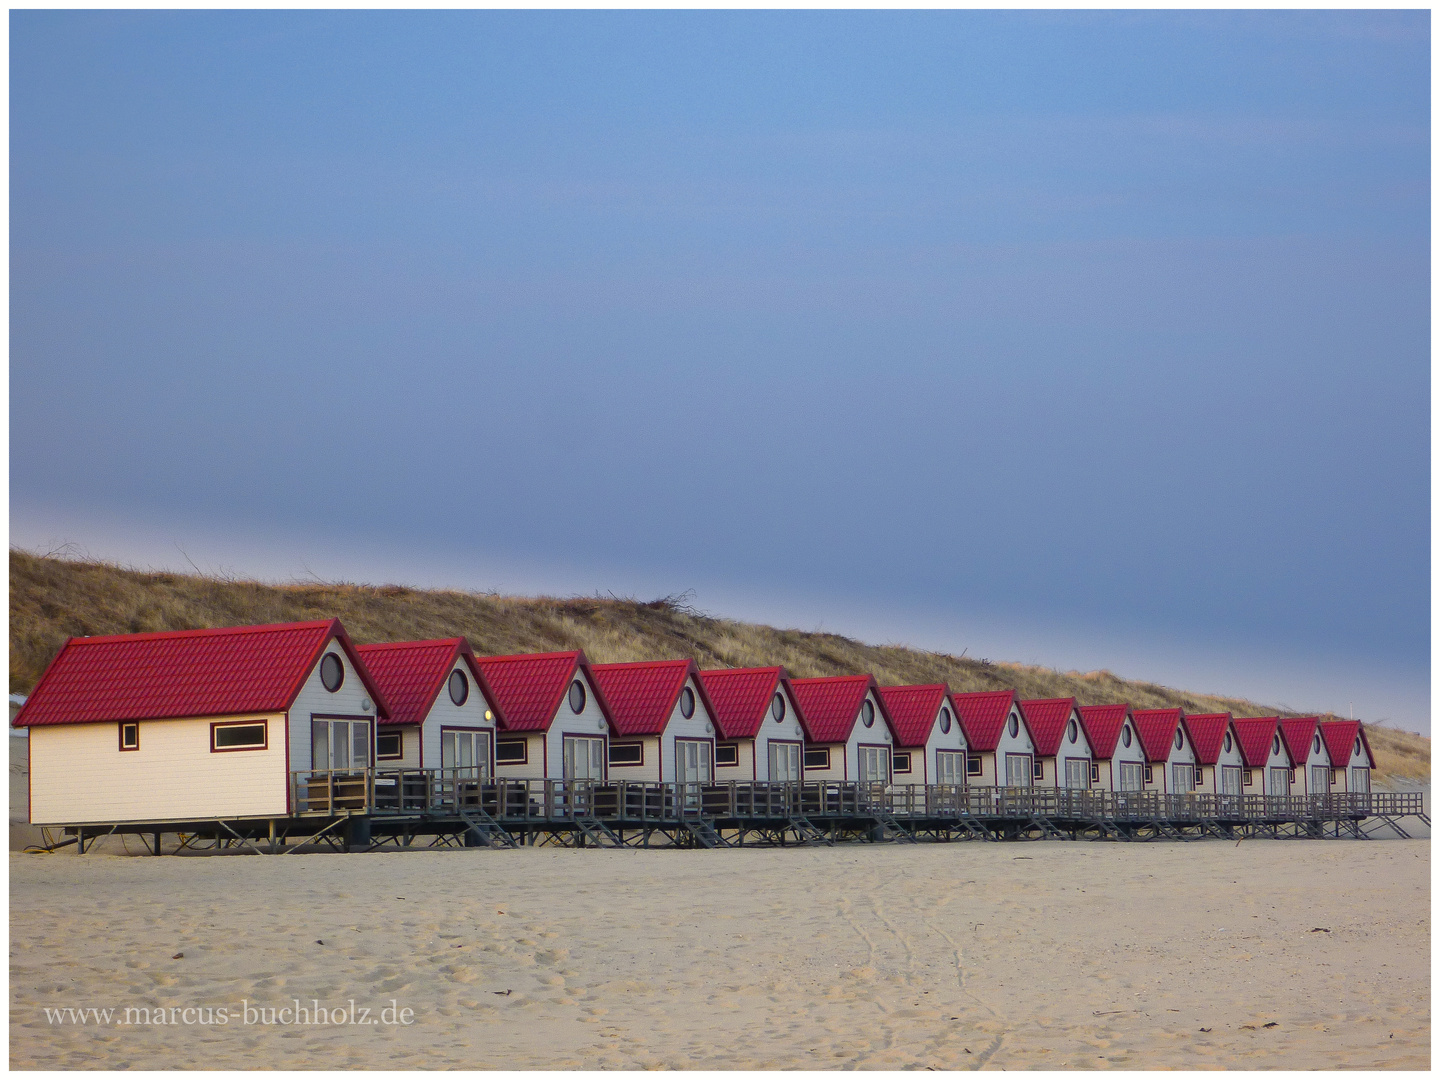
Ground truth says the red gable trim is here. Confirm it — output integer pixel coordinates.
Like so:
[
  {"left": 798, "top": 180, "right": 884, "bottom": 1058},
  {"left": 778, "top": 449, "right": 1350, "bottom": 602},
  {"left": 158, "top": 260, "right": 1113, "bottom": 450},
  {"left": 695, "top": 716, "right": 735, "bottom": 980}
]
[
  {"left": 14, "top": 619, "right": 390, "bottom": 727},
  {"left": 355, "top": 639, "right": 507, "bottom": 729},
  {"left": 1131, "top": 708, "right": 1188, "bottom": 764},
  {"left": 877, "top": 684, "right": 951, "bottom": 749},
  {"left": 590, "top": 659, "right": 720, "bottom": 738},
  {"left": 1184, "top": 713, "right": 1235, "bottom": 766},
  {"left": 1076, "top": 703, "right": 1132, "bottom": 759},
  {"left": 1232, "top": 716, "right": 1286, "bottom": 769},
  {"left": 789, "top": 675, "right": 894, "bottom": 745},
  {"left": 948, "top": 690, "right": 1018, "bottom": 753},
  {"left": 471, "top": 650, "right": 616, "bottom": 733},
  {"left": 1019, "top": 697, "right": 1080, "bottom": 758},
  {"left": 697, "top": 666, "right": 813, "bottom": 741}
]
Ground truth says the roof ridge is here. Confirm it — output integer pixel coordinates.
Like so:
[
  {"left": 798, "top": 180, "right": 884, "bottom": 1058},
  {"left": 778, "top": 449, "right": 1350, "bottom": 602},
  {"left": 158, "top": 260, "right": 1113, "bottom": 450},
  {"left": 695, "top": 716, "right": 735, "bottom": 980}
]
[{"left": 66, "top": 619, "right": 337, "bottom": 646}]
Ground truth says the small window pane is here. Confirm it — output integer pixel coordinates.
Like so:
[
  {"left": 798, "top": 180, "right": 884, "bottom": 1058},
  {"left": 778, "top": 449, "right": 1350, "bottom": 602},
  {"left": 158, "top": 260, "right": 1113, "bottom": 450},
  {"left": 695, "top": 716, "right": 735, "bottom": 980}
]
[
  {"left": 495, "top": 740, "right": 527, "bottom": 764},
  {"left": 312, "top": 721, "right": 330, "bottom": 770},
  {"left": 215, "top": 723, "right": 266, "bottom": 749}
]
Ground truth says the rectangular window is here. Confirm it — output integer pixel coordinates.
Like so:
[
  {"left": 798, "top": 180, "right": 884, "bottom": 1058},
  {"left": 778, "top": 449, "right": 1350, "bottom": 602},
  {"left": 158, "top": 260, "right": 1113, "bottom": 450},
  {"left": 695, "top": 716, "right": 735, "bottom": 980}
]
[
  {"left": 892, "top": 752, "right": 912, "bottom": 774},
  {"left": 442, "top": 729, "right": 492, "bottom": 781},
  {"left": 1310, "top": 765, "right": 1330, "bottom": 793},
  {"left": 1118, "top": 762, "right": 1144, "bottom": 792},
  {"left": 213, "top": 720, "right": 268, "bottom": 752},
  {"left": 496, "top": 739, "right": 528, "bottom": 765},
  {"left": 119, "top": 722, "right": 139, "bottom": 752},
  {"left": 966, "top": 755, "right": 983, "bottom": 777},
  {"left": 1220, "top": 766, "right": 1243, "bottom": 795},
  {"left": 1005, "top": 754, "right": 1033, "bottom": 788},
  {"left": 857, "top": 746, "right": 890, "bottom": 783},
  {"left": 563, "top": 736, "right": 605, "bottom": 780},
  {"left": 803, "top": 747, "right": 830, "bottom": 770},
  {"left": 769, "top": 742, "right": 801, "bottom": 781},
  {"left": 1143, "top": 764, "right": 1153, "bottom": 784},
  {"left": 376, "top": 730, "right": 403, "bottom": 760},
  {"left": 1244, "top": 769, "right": 1253, "bottom": 787},
  {"left": 1350, "top": 768, "right": 1370, "bottom": 794},
  {"left": 715, "top": 743, "right": 739, "bottom": 767},
  {"left": 1268, "top": 767, "right": 1291, "bottom": 795},
  {"left": 1064, "top": 758, "right": 1091, "bottom": 789},
  {"left": 310, "top": 718, "right": 367, "bottom": 769},
  {"left": 1172, "top": 763, "right": 1194, "bottom": 793},
  {"left": 935, "top": 750, "right": 964, "bottom": 785},
  {"left": 676, "top": 739, "right": 712, "bottom": 784},
  {"left": 1032, "top": 758, "right": 1044, "bottom": 780},
  {"left": 1089, "top": 762, "right": 1100, "bottom": 784},
  {"left": 608, "top": 741, "right": 644, "bottom": 766}
]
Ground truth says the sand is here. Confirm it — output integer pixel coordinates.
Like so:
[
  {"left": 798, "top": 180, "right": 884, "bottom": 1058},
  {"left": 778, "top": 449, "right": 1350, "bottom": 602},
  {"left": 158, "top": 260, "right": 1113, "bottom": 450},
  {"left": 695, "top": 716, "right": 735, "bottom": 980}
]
[{"left": 8, "top": 837, "right": 1428, "bottom": 1070}]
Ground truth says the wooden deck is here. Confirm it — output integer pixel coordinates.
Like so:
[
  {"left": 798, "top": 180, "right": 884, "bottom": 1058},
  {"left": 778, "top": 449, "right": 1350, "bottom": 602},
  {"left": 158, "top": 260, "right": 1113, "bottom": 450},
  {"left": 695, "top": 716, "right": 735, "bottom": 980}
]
[{"left": 42, "top": 770, "right": 1429, "bottom": 852}]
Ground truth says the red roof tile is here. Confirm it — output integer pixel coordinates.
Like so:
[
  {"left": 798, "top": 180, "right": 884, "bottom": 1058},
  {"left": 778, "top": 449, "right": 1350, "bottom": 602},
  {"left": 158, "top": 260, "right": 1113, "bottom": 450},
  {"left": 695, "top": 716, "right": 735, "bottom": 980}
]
[
  {"left": 356, "top": 639, "right": 504, "bottom": 728},
  {"left": 14, "top": 619, "right": 389, "bottom": 727},
  {"left": 1184, "top": 713, "right": 1234, "bottom": 766},
  {"left": 1019, "top": 697, "right": 1079, "bottom": 757},
  {"left": 471, "top": 651, "right": 614, "bottom": 733},
  {"left": 948, "top": 690, "right": 1018, "bottom": 753},
  {"left": 696, "top": 667, "right": 810, "bottom": 741},
  {"left": 1319, "top": 719, "right": 1373, "bottom": 768},
  {"left": 789, "top": 675, "right": 891, "bottom": 744},
  {"left": 1278, "top": 716, "right": 1321, "bottom": 763},
  {"left": 1132, "top": 708, "right": 1186, "bottom": 763},
  {"left": 590, "top": 659, "right": 717, "bottom": 738},
  {"left": 877, "top": 685, "right": 950, "bottom": 748},
  {"left": 1077, "top": 704, "right": 1131, "bottom": 758},
  {"left": 1232, "top": 716, "right": 1283, "bottom": 768}
]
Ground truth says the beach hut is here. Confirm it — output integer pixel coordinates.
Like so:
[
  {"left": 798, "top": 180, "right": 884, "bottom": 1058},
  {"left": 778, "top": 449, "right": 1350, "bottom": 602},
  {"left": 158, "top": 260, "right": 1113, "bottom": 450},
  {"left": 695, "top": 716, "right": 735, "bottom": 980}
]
[
  {"left": 1132, "top": 708, "right": 1199, "bottom": 794},
  {"left": 1183, "top": 713, "right": 1246, "bottom": 796},
  {"left": 948, "top": 690, "right": 1038, "bottom": 788},
  {"left": 589, "top": 659, "right": 723, "bottom": 784},
  {"left": 472, "top": 651, "right": 617, "bottom": 781},
  {"left": 354, "top": 639, "right": 504, "bottom": 775},
  {"left": 1076, "top": 704, "right": 1148, "bottom": 792},
  {"left": 788, "top": 675, "right": 898, "bottom": 782},
  {"left": 1319, "top": 720, "right": 1375, "bottom": 793},
  {"left": 696, "top": 666, "right": 810, "bottom": 782},
  {"left": 1278, "top": 716, "right": 1332, "bottom": 796},
  {"left": 1020, "top": 697, "right": 1094, "bottom": 789},
  {"left": 14, "top": 619, "right": 391, "bottom": 826},
  {"left": 1232, "top": 716, "right": 1295, "bottom": 795},
  {"left": 875, "top": 684, "right": 969, "bottom": 786}
]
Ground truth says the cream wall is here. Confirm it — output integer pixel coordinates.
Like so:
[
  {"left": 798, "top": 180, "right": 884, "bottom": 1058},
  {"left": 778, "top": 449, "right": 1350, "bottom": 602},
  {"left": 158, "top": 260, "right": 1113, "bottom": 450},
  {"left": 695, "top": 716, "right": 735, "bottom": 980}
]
[
  {"left": 606, "top": 736, "right": 661, "bottom": 783},
  {"left": 290, "top": 640, "right": 380, "bottom": 771},
  {"left": 715, "top": 737, "right": 756, "bottom": 781},
  {"left": 30, "top": 714, "right": 288, "bottom": 825},
  {"left": 494, "top": 732, "right": 547, "bottom": 781}
]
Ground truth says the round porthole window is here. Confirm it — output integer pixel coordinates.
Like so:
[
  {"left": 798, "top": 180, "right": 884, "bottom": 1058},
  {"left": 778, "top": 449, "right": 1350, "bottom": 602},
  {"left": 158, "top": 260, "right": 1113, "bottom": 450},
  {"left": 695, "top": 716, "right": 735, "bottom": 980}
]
[
  {"left": 1174, "top": 728, "right": 1183, "bottom": 750},
  {"left": 771, "top": 693, "right": 786, "bottom": 723},
  {"left": 1068, "top": 719, "right": 1078, "bottom": 744},
  {"left": 1008, "top": 714, "right": 1019, "bottom": 739},
  {"left": 448, "top": 670, "right": 469, "bottom": 707},
  {"left": 939, "top": 707, "right": 952, "bottom": 734},
  {"left": 1122, "top": 726, "right": 1132, "bottom": 748},
  {"left": 1313, "top": 733, "right": 1320, "bottom": 754},
  {"left": 1354, "top": 736, "right": 1361, "bottom": 756},
  {"left": 861, "top": 700, "right": 875, "bottom": 728},
  {"left": 568, "top": 680, "right": 586, "bottom": 714},
  {"left": 680, "top": 687, "right": 695, "bottom": 719},
  {"left": 320, "top": 653, "right": 344, "bottom": 693},
  {"left": 1272, "top": 733, "right": 1281, "bottom": 755},
  {"left": 1224, "top": 732, "right": 1233, "bottom": 753}
]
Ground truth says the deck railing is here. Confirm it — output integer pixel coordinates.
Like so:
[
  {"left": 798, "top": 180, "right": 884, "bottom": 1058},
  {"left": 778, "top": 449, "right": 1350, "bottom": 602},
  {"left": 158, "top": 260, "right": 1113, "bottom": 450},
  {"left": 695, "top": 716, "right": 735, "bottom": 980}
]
[{"left": 289, "top": 771, "right": 1423, "bottom": 825}]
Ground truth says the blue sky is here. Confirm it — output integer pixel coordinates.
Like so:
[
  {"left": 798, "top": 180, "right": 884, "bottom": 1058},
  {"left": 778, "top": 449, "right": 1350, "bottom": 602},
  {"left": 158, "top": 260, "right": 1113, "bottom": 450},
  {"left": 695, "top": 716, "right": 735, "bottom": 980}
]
[{"left": 10, "top": 11, "right": 1430, "bottom": 731}]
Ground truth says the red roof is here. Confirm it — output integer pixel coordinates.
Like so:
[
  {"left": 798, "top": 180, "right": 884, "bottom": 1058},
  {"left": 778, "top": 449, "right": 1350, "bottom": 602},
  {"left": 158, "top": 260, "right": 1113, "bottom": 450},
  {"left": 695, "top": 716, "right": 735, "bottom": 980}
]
[
  {"left": 789, "top": 675, "right": 892, "bottom": 744},
  {"left": 948, "top": 690, "right": 1018, "bottom": 752},
  {"left": 1319, "top": 719, "right": 1373, "bottom": 768},
  {"left": 696, "top": 666, "right": 811, "bottom": 741},
  {"left": 1278, "top": 716, "right": 1321, "bottom": 763},
  {"left": 355, "top": 639, "right": 504, "bottom": 728},
  {"left": 876, "top": 684, "right": 951, "bottom": 748},
  {"left": 1131, "top": 708, "right": 1186, "bottom": 763},
  {"left": 1184, "top": 713, "right": 1234, "bottom": 766},
  {"left": 1077, "top": 703, "right": 1131, "bottom": 758},
  {"left": 590, "top": 659, "right": 717, "bottom": 738},
  {"left": 14, "top": 619, "right": 389, "bottom": 727},
  {"left": 1232, "top": 716, "right": 1283, "bottom": 768},
  {"left": 471, "top": 650, "right": 615, "bottom": 733},
  {"left": 1019, "top": 697, "right": 1080, "bottom": 757}
]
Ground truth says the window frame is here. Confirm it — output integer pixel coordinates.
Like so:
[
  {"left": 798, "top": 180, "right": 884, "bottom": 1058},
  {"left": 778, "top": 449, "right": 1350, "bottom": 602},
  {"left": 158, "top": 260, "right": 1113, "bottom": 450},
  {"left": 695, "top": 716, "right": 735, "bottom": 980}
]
[
  {"left": 771, "top": 693, "right": 786, "bottom": 723},
  {"left": 495, "top": 738, "right": 528, "bottom": 765},
  {"left": 892, "top": 751, "right": 912, "bottom": 774},
  {"left": 375, "top": 729, "right": 405, "bottom": 760},
  {"left": 448, "top": 669, "right": 470, "bottom": 707},
  {"left": 119, "top": 721, "right": 140, "bottom": 752},
  {"left": 568, "top": 680, "right": 587, "bottom": 714},
  {"left": 966, "top": 754, "right": 983, "bottom": 777},
  {"left": 608, "top": 741, "right": 645, "bottom": 767},
  {"left": 714, "top": 742, "right": 740, "bottom": 767},
  {"left": 1143, "top": 763, "right": 1153, "bottom": 784},
  {"left": 679, "top": 687, "right": 695, "bottom": 719},
  {"left": 211, "top": 719, "right": 269, "bottom": 753},
  {"left": 803, "top": 746, "right": 831, "bottom": 770},
  {"left": 319, "top": 653, "right": 345, "bottom": 693}
]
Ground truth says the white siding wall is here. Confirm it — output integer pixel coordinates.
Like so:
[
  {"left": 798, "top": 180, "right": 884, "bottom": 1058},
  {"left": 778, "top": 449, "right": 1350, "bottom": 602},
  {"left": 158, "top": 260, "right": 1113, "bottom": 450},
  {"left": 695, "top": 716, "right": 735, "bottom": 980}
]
[
  {"left": 1107, "top": 719, "right": 1147, "bottom": 793},
  {"left": 1040, "top": 709, "right": 1093, "bottom": 789},
  {"left": 543, "top": 669, "right": 611, "bottom": 780},
  {"left": 30, "top": 714, "right": 288, "bottom": 825},
  {"left": 1196, "top": 729, "right": 1246, "bottom": 792},
  {"left": 1292, "top": 731, "right": 1332, "bottom": 795},
  {"left": 289, "top": 641, "right": 380, "bottom": 771},
  {"left": 1346, "top": 734, "right": 1372, "bottom": 791},
  {"left": 658, "top": 676, "right": 717, "bottom": 783},
  {"left": 419, "top": 663, "right": 499, "bottom": 772},
  {"left": 1261, "top": 736, "right": 1294, "bottom": 794},
  {"left": 997, "top": 708, "right": 1037, "bottom": 786},
  {"left": 919, "top": 704, "right": 968, "bottom": 784},
  {"left": 845, "top": 690, "right": 893, "bottom": 779},
  {"left": 755, "top": 683, "right": 807, "bottom": 781}
]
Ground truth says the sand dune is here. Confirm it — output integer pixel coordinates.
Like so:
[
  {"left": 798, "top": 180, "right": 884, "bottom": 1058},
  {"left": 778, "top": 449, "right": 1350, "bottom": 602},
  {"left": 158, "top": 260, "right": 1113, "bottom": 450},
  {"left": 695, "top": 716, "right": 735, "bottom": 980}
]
[{"left": 9, "top": 839, "right": 1428, "bottom": 1070}]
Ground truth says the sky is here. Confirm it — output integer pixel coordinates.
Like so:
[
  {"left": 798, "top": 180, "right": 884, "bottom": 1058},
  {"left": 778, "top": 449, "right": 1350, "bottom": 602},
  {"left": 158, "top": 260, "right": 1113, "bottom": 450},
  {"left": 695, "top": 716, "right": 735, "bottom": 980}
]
[{"left": 9, "top": 11, "right": 1431, "bottom": 732}]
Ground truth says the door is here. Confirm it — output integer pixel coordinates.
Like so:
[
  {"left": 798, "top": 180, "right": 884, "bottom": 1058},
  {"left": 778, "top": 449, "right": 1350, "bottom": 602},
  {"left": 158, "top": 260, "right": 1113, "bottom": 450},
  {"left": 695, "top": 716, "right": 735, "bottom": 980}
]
[
  {"left": 858, "top": 746, "right": 890, "bottom": 783},
  {"left": 1309, "top": 765, "right": 1330, "bottom": 794},
  {"left": 676, "top": 740, "right": 713, "bottom": 784},
  {"left": 1171, "top": 764, "right": 1194, "bottom": 793},
  {"left": 1220, "top": 766, "right": 1242, "bottom": 796},
  {"left": 1350, "top": 767, "right": 1370, "bottom": 794},
  {"left": 442, "top": 730, "right": 492, "bottom": 781},
  {"left": 311, "top": 718, "right": 370, "bottom": 772},
  {"left": 1005, "top": 753, "right": 1033, "bottom": 788},
  {"left": 563, "top": 736, "right": 605, "bottom": 781},
  {"left": 1118, "top": 762, "right": 1144, "bottom": 792},
  {"left": 1064, "top": 758, "right": 1090, "bottom": 790},
  {"left": 768, "top": 741, "right": 801, "bottom": 782},
  {"left": 935, "top": 750, "right": 964, "bottom": 786},
  {"left": 1268, "top": 767, "right": 1291, "bottom": 796}
]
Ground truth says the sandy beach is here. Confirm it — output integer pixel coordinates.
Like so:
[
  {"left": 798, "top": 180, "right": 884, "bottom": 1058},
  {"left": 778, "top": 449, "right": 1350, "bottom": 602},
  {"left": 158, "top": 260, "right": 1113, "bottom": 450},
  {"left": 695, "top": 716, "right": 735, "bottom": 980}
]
[{"left": 9, "top": 837, "right": 1428, "bottom": 1070}]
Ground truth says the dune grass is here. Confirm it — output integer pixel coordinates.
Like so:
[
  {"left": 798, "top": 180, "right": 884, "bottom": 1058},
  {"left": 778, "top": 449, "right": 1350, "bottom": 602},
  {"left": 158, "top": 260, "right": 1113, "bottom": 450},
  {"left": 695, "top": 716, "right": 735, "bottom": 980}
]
[{"left": 9, "top": 548, "right": 1428, "bottom": 783}]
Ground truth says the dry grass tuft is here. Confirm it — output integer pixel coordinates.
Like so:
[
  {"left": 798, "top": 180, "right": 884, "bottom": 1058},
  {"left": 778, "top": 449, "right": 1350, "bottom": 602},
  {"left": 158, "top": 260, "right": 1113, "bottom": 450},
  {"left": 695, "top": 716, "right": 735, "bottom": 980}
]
[{"left": 9, "top": 549, "right": 1430, "bottom": 784}]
